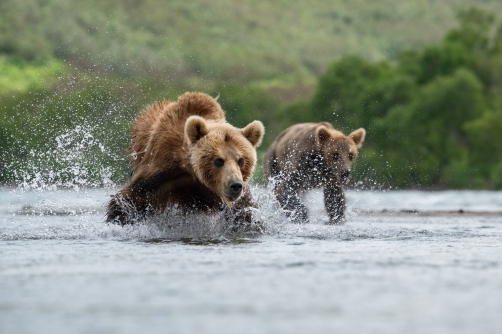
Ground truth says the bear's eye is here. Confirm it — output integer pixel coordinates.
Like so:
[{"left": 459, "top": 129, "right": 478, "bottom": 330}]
[
  {"left": 214, "top": 158, "right": 225, "bottom": 167},
  {"left": 333, "top": 152, "right": 340, "bottom": 160},
  {"left": 348, "top": 152, "right": 354, "bottom": 161},
  {"left": 238, "top": 158, "right": 244, "bottom": 167}
]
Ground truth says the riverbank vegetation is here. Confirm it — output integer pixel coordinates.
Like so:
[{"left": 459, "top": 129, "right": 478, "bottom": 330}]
[{"left": 1, "top": 1, "right": 501, "bottom": 189}]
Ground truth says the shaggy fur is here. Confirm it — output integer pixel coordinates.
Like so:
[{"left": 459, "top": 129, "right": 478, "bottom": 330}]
[
  {"left": 107, "top": 92, "right": 264, "bottom": 227},
  {"left": 264, "top": 122, "right": 365, "bottom": 224}
]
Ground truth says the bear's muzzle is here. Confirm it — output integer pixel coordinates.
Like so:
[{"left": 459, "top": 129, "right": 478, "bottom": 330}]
[
  {"left": 341, "top": 169, "right": 351, "bottom": 183},
  {"left": 226, "top": 180, "right": 243, "bottom": 201}
]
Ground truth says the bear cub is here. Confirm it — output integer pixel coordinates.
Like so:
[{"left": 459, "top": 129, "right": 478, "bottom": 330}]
[
  {"left": 264, "top": 122, "right": 365, "bottom": 224},
  {"left": 107, "top": 92, "right": 265, "bottom": 231}
]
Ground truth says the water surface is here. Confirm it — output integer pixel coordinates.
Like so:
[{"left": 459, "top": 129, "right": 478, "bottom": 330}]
[{"left": 1, "top": 188, "right": 501, "bottom": 334}]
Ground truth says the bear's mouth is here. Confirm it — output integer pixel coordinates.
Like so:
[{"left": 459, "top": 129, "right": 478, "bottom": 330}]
[
  {"left": 224, "top": 193, "right": 242, "bottom": 203},
  {"left": 222, "top": 196, "right": 239, "bottom": 208}
]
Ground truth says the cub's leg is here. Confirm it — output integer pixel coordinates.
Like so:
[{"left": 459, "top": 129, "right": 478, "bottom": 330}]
[
  {"left": 324, "top": 183, "right": 346, "bottom": 224},
  {"left": 275, "top": 170, "right": 309, "bottom": 222}
]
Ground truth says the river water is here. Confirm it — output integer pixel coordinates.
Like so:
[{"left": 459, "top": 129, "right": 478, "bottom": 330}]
[{"left": 1, "top": 187, "right": 501, "bottom": 334}]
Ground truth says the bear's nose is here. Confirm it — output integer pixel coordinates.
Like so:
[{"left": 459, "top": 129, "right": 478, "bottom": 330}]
[
  {"left": 229, "top": 181, "right": 243, "bottom": 198},
  {"left": 341, "top": 169, "right": 351, "bottom": 179}
]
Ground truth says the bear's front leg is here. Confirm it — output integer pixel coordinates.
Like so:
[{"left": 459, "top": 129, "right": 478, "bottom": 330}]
[
  {"left": 324, "top": 183, "right": 346, "bottom": 224},
  {"left": 106, "top": 188, "right": 154, "bottom": 225},
  {"left": 106, "top": 170, "right": 173, "bottom": 225}
]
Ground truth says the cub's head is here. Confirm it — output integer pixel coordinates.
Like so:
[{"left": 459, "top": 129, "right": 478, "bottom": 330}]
[
  {"left": 315, "top": 125, "right": 366, "bottom": 184},
  {"left": 185, "top": 116, "right": 264, "bottom": 205}
]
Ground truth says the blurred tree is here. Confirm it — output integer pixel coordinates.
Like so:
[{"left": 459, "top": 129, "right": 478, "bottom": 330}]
[
  {"left": 464, "top": 108, "right": 502, "bottom": 177},
  {"left": 311, "top": 56, "right": 415, "bottom": 134},
  {"left": 0, "top": 125, "right": 15, "bottom": 182},
  {"left": 417, "top": 42, "right": 474, "bottom": 84},
  {"left": 445, "top": 7, "right": 495, "bottom": 55},
  {"left": 211, "top": 82, "right": 281, "bottom": 148},
  {"left": 276, "top": 99, "right": 313, "bottom": 128}
]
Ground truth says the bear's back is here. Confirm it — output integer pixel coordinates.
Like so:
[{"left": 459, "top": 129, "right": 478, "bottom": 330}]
[
  {"left": 129, "top": 100, "right": 173, "bottom": 171},
  {"left": 130, "top": 93, "right": 226, "bottom": 174},
  {"left": 264, "top": 122, "right": 339, "bottom": 178}
]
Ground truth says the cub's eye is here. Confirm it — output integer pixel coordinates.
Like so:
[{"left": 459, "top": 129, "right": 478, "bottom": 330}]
[
  {"left": 333, "top": 152, "right": 340, "bottom": 160},
  {"left": 214, "top": 158, "right": 225, "bottom": 167},
  {"left": 238, "top": 158, "right": 244, "bottom": 167},
  {"left": 348, "top": 152, "right": 354, "bottom": 161}
]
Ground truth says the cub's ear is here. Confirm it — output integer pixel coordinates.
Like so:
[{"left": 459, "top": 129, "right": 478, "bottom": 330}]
[
  {"left": 315, "top": 125, "right": 331, "bottom": 144},
  {"left": 185, "top": 116, "right": 209, "bottom": 145},
  {"left": 242, "top": 121, "right": 265, "bottom": 147},
  {"left": 349, "top": 128, "right": 366, "bottom": 148}
]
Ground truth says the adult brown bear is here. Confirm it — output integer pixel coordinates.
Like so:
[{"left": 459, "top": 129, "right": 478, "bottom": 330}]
[
  {"left": 264, "top": 122, "right": 365, "bottom": 224},
  {"left": 107, "top": 92, "right": 265, "bottom": 231}
]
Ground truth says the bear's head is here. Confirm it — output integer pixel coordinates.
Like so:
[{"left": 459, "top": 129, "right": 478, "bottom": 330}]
[
  {"left": 315, "top": 124, "right": 366, "bottom": 184},
  {"left": 185, "top": 116, "right": 264, "bottom": 205}
]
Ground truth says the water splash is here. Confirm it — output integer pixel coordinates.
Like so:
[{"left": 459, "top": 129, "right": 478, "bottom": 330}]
[
  {"left": 3, "top": 185, "right": 498, "bottom": 243},
  {"left": 14, "top": 124, "right": 119, "bottom": 191}
]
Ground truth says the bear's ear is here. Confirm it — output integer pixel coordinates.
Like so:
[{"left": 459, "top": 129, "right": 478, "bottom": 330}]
[
  {"left": 242, "top": 121, "right": 265, "bottom": 147},
  {"left": 315, "top": 126, "right": 331, "bottom": 144},
  {"left": 349, "top": 128, "right": 366, "bottom": 148},
  {"left": 185, "top": 116, "right": 209, "bottom": 145}
]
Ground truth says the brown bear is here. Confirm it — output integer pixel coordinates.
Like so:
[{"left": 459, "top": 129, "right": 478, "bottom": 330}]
[
  {"left": 264, "top": 122, "right": 365, "bottom": 224},
  {"left": 107, "top": 92, "right": 265, "bottom": 231}
]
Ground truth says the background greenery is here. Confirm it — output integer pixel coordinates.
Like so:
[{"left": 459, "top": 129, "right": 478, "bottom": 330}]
[{"left": 1, "top": 1, "right": 502, "bottom": 189}]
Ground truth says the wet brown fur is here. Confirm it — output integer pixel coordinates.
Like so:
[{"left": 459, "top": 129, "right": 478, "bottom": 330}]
[
  {"left": 264, "top": 122, "right": 365, "bottom": 224},
  {"left": 107, "top": 92, "right": 264, "bottom": 226}
]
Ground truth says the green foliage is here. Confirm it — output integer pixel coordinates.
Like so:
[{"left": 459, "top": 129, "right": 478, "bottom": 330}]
[
  {"left": 210, "top": 82, "right": 282, "bottom": 148},
  {"left": 0, "top": 55, "right": 65, "bottom": 92},
  {"left": 312, "top": 56, "right": 415, "bottom": 133},
  {"left": 464, "top": 109, "right": 502, "bottom": 170},
  {"left": 0, "top": 81, "right": 132, "bottom": 186},
  {"left": 490, "top": 162, "right": 502, "bottom": 189},
  {"left": 277, "top": 100, "right": 313, "bottom": 127},
  {"left": 417, "top": 42, "right": 474, "bottom": 84},
  {"left": 2, "top": 3, "right": 502, "bottom": 189},
  {"left": 305, "top": 7, "right": 502, "bottom": 189},
  {"left": 445, "top": 7, "right": 495, "bottom": 53},
  {"left": 2, "top": 0, "right": 502, "bottom": 84},
  {"left": 376, "top": 69, "right": 486, "bottom": 188},
  {"left": 411, "top": 69, "right": 484, "bottom": 140},
  {"left": 0, "top": 125, "right": 16, "bottom": 182}
]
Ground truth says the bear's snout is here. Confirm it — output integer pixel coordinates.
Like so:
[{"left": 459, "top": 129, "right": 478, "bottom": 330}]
[
  {"left": 341, "top": 169, "right": 351, "bottom": 180},
  {"left": 227, "top": 180, "right": 243, "bottom": 200}
]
